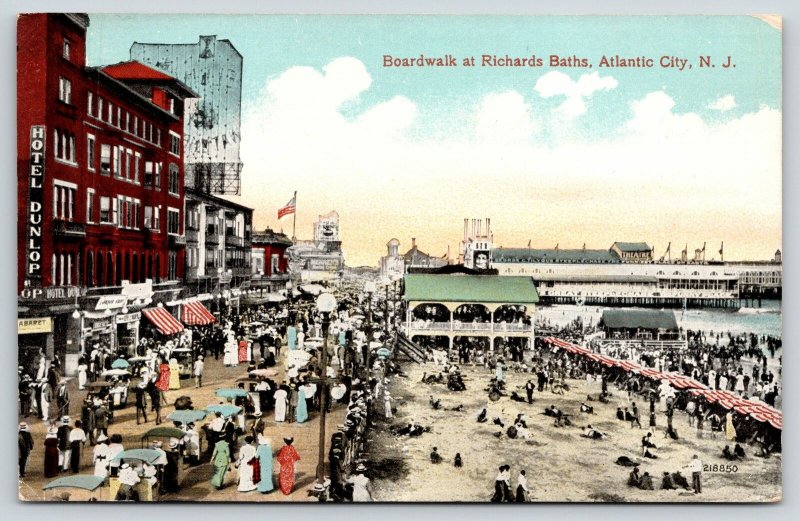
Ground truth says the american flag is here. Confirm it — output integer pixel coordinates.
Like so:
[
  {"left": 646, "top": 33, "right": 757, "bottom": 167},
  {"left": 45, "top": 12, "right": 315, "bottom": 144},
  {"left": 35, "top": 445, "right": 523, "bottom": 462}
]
[{"left": 278, "top": 193, "right": 296, "bottom": 219}]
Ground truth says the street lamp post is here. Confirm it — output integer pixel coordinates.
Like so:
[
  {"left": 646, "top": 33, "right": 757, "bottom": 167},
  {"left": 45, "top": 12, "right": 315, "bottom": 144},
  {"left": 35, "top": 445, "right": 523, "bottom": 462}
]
[
  {"left": 315, "top": 292, "right": 337, "bottom": 484},
  {"left": 364, "top": 281, "right": 376, "bottom": 368}
]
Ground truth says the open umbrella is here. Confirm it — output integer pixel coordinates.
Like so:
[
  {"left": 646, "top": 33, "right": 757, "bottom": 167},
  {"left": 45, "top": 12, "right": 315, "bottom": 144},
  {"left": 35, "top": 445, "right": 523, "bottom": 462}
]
[
  {"left": 205, "top": 404, "right": 242, "bottom": 418},
  {"left": 215, "top": 388, "right": 248, "bottom": 399},
  {"left": 167, "top": 409, "right": 207, "bottom": 424},
  {"left": 141, "top": 426, "right": 186, "bottom": 441},
  {"left": 249, "top": 368, "right": 279, "bottom": 378},
  {"left": 111, "top": 448, "right": 162, "bottom": 465},
  {"left": 43, "top": 475, "right": 106, "bottom": 492},
  {"left": 101, "top": 369, "right": 131, "bottom": 377},
  {"left": 377, "top": 347, "right": 392, "bottom": 358},
  {"left": 111, "top": 359, "right": 130, "bottom": 369}
]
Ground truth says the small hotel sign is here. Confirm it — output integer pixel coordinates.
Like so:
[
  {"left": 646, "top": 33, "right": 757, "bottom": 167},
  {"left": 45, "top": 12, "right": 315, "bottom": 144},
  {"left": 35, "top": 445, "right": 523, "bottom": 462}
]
[{"left": 26, "top": 125, "right": 46, "bottom": 286}]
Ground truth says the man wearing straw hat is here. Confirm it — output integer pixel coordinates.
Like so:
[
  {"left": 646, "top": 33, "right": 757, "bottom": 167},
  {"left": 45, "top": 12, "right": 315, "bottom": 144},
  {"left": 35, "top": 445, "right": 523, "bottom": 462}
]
[{"left": 18, "top": 422, "right": 33, "bottom": 478}]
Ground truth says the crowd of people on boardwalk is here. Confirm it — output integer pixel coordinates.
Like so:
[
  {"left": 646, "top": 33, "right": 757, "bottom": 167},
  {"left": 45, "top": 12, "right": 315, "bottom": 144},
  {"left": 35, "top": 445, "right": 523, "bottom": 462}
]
[{"left": 18, "top": 279, "right": 401, "bottom": 503}]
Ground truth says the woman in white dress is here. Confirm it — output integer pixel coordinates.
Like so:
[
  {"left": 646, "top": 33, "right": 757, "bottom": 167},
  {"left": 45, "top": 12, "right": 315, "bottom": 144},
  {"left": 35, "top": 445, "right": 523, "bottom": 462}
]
[
  {"left": 77, "top": 359, "right": 88, "bottom": 390},
  {"left": 274, "top": 387, "right": 288, "bottom": 422},
  {"left": 347, "top": 464, "right": 373, "bottom": 502},
  {"left": 93, "top": 434, "right": 110, "bottom": 477},
  {"left": 236, "top": 436, "right": 258, "bottom": 492}
]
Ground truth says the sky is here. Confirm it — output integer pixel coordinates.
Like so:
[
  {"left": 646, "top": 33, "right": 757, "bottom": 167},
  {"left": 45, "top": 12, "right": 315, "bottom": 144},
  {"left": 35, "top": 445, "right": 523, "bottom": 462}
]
[{"left": 86, "top": 15, "right": 782, "bottom": 266}]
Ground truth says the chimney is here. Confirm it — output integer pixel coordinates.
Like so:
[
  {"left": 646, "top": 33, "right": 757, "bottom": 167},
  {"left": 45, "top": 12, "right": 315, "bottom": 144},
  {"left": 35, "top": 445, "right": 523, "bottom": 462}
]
[{"left": 412, "top": 237, "right": 416, "bottom": 249}]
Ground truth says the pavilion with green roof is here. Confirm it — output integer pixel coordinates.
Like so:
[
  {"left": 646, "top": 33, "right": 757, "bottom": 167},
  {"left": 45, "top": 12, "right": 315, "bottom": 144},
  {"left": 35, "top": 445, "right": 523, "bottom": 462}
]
[{"left": 402, "top": 274, "right": 539, "bottom": 352}]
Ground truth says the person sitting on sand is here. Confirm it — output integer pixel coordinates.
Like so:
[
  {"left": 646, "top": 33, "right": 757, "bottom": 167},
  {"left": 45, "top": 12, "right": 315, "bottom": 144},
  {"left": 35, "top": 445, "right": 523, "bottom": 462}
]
[
  {"left": 580, "top": 403, "right": 594, "bottom": 414},
  {"left": 722, "top": 445, "right": 734, "bottom": 460},
  {"left": 454, "top": 453, "right": 462, "bottom": 467},
  {"left": 627, "top": 466, "right": 641, "bottom": 487},
  {"left": 583, "top": 425, "right": 605, "bottom": 440},
  {"left": 661, "top": 471, "right": 675, "bottom": 490},
  {"left": 671, "top": 471, "right": 692, "bottom": 490},
  {"left": 616, "top": 407, "right": 625, "bottom": 421},
  {"left": 734, "top": 443, "right": 746, "bottom": 459},
  {"left": 638, "top": 472, "right": 655, "bottom": 490},
  {"left": 430, "top": 447, "right": 442, "bottom": 464},
  {"left": 641, "top": 433, "right": 657, "bottom": 454},
  {"left": 510, "top": 391, "right": 527, "bottom": 403},
  {"left": 476, "top": 408, "right": 488, "bottom": 423}
]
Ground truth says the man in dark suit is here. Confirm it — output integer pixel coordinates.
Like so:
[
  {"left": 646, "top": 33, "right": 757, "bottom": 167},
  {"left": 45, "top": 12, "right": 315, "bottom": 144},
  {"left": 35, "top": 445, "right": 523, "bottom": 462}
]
[{"left": 18, "top": 423, "right": 34, "bottom": 478}]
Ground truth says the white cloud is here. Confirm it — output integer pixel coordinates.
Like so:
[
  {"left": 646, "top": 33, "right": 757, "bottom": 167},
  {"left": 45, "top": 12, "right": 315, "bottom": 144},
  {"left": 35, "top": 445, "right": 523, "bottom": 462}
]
[
  {"left": 473, "top": 91, "right": 537, "bottom": 144},
  {"left": 707, "top": 94, "right": 737, "bottom": 112},
  {"left": 534, "top": 71, "right": 618, "bottom": 118},
  {"left": 239, "top": 57, "right": 781, "bottom": 265}
]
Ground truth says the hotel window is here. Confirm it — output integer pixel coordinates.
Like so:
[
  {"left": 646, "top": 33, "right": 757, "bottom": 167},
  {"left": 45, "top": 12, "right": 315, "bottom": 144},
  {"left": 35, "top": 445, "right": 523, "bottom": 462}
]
[
  {"left": 156, "top": 129, "right": 161, "bottom": 147},
  {"left": 63, "top": 39, "right": 70, "bottom": 60},
  {"left": 99, "top": 196, "right": 111, "bottom": 223},
  {"left": 112, "top": 146, "right": 122, "bottom": 176},
  {"left": 58, "top": 77, "right": 71, "bottom": 104},
  {"left": 124, "top": 148, "right": 132, "bottom": 179},
  {"left": 167, "top": 208, "right": 180, "bottom": 235},
  {"left": 168, "top": 163, "right": 179, "bottom": 194},
  {"left": 168, "top": 251, "right": 177, "bottom": 280},
  {"left": 144, "top": 161, "right": 162, "bottom": 187},
  {"left": 86, "top": 134, "right": 96, "bottom": 171},
  {"left": 133, "top": 116, "right": 139, "bottom": 136},
  {"left": 53, "top": 129, "right": 76, "bottom": 164},
  {"left": 112, "top": 197, "right": 118, "bottom": 225},
  {"left": 53, "top": 181, "right": 76, "bottom": 221},
  {"left": 169, "top": 132, "right": 181, "bottom": 156},
  {"left": 125, "top": 112, "right": 130, "bottom": 132},
  {"left": 116, "top": 107, "right": 122, "bottom": 128},
  {"left": 134, "top": 152, "right": 141, "bottom": 182},
  {"left": 100, "top": 144, "right": 111, "bottom": 174},
  {"left": 86, "top": 189, "right": 95, "bottom": 223},
  {"left": 106, "top": 102, "right": 114, "bottom": 125},
  {"left": 145, "top": 206, "right": 161, "bottom": 231},
  {"left": 97, "top": 97, "right": 104, "bottom": 120},
  {"left": 87, "top": 92, "right": 94, "bottom": 117}
]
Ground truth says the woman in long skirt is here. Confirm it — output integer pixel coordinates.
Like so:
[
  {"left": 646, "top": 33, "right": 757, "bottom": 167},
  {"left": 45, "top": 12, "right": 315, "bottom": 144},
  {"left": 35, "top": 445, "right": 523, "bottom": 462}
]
[
  {"left": 725, "top": 411, "right": 737, "bottom": 441},
  {"left": 238, "top": 337, "right": 249, "bottom": 364},
  {"left": 274, "top": 388, "right": 288, "bottom": 422},
  {"left": 276, "top": 437, "right": 300, "bottom": 495},
  {"left": 255, "top": 435, "right": 274, "bottom": 493},
  {"left": 236, "top": 436, "right": 258, "bottom": 492},
  {"left": 43, "top": 434, "right": 60, "bottom": 478},
  {"left": 295, "top": 387, "right": 308, "bottom": 423},
  {"left": 77, "top": 359, "right": 88, "bottom": 391},
  {"left": 210, "top": 439, "right": 231, "bottom": 489}
]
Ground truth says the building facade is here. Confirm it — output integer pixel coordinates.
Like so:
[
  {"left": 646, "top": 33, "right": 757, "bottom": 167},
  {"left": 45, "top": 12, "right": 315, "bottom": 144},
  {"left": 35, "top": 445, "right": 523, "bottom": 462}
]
[
  {"left": 493, "top": 244, "right": 782, "bottom": 307},
  {"left": 17, "top": 13, "right": 196, "bottom": 374},
  {"left": 250, "top": 228, "right": 292, "bottom": 293}
]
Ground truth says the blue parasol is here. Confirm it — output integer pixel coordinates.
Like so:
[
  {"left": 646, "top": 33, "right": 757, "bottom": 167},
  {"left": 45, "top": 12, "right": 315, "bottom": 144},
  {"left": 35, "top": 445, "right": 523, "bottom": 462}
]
[
  {"left": 215, "top": 388, "right": 248, "bottom": 399},
  {"left": 111, "top": 359, "right": 130, "bottom": 369},
  {"left": 167, "top": 410, "right": 207, "bottom": 424},
  {"left": 205, "top": 404, "right": 243, "bottom": 418},
  {"left": 43, "top": 475, "right": 106, "bottom": 491}
]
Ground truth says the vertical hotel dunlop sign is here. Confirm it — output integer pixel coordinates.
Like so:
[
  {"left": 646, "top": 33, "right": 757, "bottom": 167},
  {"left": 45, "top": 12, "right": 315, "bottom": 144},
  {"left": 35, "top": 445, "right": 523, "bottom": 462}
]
[{"left": 27, "top": 126, "right": 45, "bottom": 286}]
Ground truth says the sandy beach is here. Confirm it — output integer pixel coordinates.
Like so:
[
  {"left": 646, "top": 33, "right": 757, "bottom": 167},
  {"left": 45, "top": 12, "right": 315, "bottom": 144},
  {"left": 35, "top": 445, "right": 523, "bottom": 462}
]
[{"left": 367, "top": 360, "right": 782, "bottom": 503}]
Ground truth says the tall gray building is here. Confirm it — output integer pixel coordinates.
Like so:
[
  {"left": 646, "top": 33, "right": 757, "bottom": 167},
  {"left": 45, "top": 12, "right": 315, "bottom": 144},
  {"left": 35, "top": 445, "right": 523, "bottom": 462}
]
[
  {"left": 132, "top": 37, "right": 252, "bottom": 303},
  {"left": 131, "top": 35, "right": 243, "bottom": 195}
]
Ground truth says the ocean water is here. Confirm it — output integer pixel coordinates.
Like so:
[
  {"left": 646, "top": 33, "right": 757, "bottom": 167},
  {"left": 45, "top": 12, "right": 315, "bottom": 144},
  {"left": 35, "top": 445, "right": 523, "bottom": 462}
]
[{"left": 536, "top": 300, "right": 782, "bottom": 338}]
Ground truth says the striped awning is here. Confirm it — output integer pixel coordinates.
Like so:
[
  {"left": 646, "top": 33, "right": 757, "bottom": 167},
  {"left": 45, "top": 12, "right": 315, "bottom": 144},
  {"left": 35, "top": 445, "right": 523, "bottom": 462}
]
[
  {"left": 182, "top": 300, "right": 216, "bottom": 326},
  {"left": 142, "top": 307, "right": 184, "bottom": 335}
]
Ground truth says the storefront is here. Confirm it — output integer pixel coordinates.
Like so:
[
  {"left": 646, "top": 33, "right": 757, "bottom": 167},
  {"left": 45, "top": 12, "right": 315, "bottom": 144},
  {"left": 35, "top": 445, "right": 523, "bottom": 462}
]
[{"left": 116, "top": 311, "right": 142, "bottom": 355}]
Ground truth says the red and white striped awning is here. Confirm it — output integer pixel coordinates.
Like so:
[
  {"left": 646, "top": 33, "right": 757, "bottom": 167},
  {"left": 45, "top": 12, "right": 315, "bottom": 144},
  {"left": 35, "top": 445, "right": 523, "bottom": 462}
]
[
  {"left": 182, "top": 299, "right": 216, "bottom": 326},
  {"left": 142, "top": 307, "right": 184, "bottom": 335}
]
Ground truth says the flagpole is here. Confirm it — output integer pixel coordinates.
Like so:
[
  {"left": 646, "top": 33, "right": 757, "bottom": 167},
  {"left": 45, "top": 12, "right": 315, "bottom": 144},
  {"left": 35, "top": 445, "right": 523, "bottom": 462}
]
[{"left": 291, "top": 190, "right": 297, "bottom": 244}]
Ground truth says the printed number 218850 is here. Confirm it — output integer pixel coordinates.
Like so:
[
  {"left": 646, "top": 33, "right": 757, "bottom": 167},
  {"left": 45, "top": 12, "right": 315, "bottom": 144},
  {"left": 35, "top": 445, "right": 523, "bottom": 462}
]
[{"left": 704, "top": 464, "right": 738, "bottom": 473}]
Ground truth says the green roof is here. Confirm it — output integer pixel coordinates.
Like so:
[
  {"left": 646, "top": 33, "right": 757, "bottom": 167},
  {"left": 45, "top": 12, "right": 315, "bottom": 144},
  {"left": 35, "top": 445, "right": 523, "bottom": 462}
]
[
  {"left": 403, "top": 274, "right": 539, "bottom": 304},
  {"left": 613, "top": 242, "right": 651, "bottom": 252},
  {"left": 601, "top": 309, "right": 678, "bottom": 330}
]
